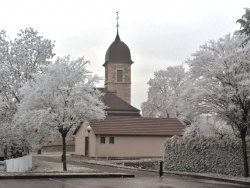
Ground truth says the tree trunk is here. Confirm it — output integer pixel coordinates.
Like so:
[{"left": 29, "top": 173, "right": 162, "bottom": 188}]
[
  {"left": 241, "top": 135, "right": 249, "bottom": 177},
  {"left": 62, "top": 134, "right": 67, "bottom": 171}
]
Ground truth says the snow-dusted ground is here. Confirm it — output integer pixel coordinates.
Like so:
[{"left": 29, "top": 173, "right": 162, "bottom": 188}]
[
  {"left": 31, "top": 157, "right": 98, "bottom": 173},
  {"left": 68, "top": 155, "right": 162, "bottom": 170}
]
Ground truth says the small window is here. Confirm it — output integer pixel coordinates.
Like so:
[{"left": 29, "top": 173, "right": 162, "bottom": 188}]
[
  {"left": 105, "top": 69, "right": 108, "bottom": 82},
  {"left": 109, "top": 137, "right": 114, "bottom": 144},
  {"left": 100, "top": 137, "right": 105, "bottom": 144},
  {"left": 117, "top": 70, "right": 123, "bottom": 82}
]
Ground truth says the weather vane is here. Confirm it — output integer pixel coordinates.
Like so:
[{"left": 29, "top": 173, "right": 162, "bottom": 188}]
[{"left": 116, "top": 11, "right": 119, "bottom": 28}]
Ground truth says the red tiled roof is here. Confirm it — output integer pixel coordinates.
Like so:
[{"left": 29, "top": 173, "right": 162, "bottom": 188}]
[{"left": 89, "top": 116, "right": 184, "bottom": 136}]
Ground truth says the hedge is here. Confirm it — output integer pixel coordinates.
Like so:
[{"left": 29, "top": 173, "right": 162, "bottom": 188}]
[{"left": 164, "top": 136, "right": 250, "bottom": 176}]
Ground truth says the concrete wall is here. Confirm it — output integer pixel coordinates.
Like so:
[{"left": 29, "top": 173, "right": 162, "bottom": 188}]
[
  {"left": 42, "top": 145, "right": 75, "bottom": 152},
  {"left": 43, "top": 140, "right": 75, "bottom": 146},
  {"left": 5, "top": 154, "right": 32, "bottom": 172}
]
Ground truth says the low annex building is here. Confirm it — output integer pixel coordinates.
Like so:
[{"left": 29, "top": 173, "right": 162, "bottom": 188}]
[
  {"left": 74, "top": 16, "right": 184, "bottom": 158},
  {"left": 74, "top": 116, "right": 184, "bottom": 158}
]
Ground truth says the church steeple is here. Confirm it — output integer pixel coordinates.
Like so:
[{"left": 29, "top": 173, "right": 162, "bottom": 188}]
[
  {"left": 115, "top": 28, "right": 121, "bottom": 41},
  {"left": 103, "top": 12, "right": 134, "bottom": 104},
  {"left": 103, "top": 12, "right": 133, "bottom": 66},
  {"left": 115, "top": 11, "right": 120, "bottom": 41}
]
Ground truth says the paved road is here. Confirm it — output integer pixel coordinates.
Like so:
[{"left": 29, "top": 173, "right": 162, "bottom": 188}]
[
  {"left": 0, "top": 155, "right": 248, "bottom": 188},
  {"left": 0, "top": 176, "right": 248, "bottom": 188}
]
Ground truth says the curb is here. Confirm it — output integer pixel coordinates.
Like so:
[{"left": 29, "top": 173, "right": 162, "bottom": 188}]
[
  {"left": 164, "top": 171, "right": 250, "bottom": 186},
  {"left": 0, "top": 173, "right": 134, "bottom": 179},
  {"left": 80, "top": 160, "right": 250, "bottom": 186}
]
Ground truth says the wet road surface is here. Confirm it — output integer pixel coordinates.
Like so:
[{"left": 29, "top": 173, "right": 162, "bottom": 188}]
[
  {"left": 0, "top": 155, "right": 248, "bottom": 188},
  {"left": 0, "top": 176, "right": 249, "bottom": 188}
]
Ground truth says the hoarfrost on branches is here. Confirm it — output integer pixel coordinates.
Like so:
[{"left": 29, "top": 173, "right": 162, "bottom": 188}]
[
  {"left": 141, "top": 65, "right": 186, "bottom": 118},
  {"left": 185, "top": 33, "right": 250, "bottom": 177},
  {"left": 0, "top": 28, "right": 54, "bottom": 158},
  {"left": 236, "top": 8, "right": 250, "bottom": 36},
  {"left": 15, "top": 56, "right": 106, "bottom": 171},
  {"left": 0, "top": 28, "right": 54, "bottom": 125},
  {"left": 183, "top": 115, "right": 234, "bottom": 139}
]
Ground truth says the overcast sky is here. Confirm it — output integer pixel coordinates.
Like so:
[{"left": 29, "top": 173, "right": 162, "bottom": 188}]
[{"left": 1, "top": 0, "right": 249, "bottom": 110}]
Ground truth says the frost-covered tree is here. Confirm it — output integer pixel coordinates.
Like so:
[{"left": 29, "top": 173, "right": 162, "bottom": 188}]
[
  {"left": 141, "top": 65, "right": 186, "bottom": 118},
  {"left": 14, "top": 112, "right": 55, "bottom": 152},
  {"left": 236, "top": 8, "right": 250, "bottom": 36},
  {"left": 184, "top": 115, "right": 234, "bottom": 139},
  {"left": 185, "top": 33, "right": 250, "bottom": 177},
  {"left": 16, "top": 56, "right": 106, "bottom": 171},
  {"left": 0, "top": 28, "right": 54, "bottom": 128}
]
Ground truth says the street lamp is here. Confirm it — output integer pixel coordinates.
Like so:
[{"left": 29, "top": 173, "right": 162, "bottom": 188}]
[
  {"left": 86, "top": 125, "right": 92, "bottom": 133},
  {"left": 85, "top": 124, "right": 92, "bottom": 158}
]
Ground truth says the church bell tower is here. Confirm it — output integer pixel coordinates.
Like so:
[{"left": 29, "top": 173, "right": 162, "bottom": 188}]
[{"left": 103, "top": 12, "right": 133, "bottom": 104}]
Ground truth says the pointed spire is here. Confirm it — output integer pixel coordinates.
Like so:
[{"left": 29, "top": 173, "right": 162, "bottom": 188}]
[
  {"left": 116, "top": 11, "right": 119, "bottom": 29},
  {"left": 115, "top": 11, "right": 121, "bottom": 41}
]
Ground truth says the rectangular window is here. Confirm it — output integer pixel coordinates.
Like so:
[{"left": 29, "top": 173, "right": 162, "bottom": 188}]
[
  {"left": 100, "top": 136, "right": 105, "bottom": 144},
  {"left": 117, "top": 70, "right": 123, "bottom": 82},
  {"left": 109, "top": 137, "right": 114, "bottom": 144},
  {"left": 105, "top": 69, "right": 108, "bottom": 83}
]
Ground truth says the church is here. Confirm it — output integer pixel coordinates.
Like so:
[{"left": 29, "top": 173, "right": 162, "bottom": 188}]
[{"left": 74, "top": 17, "right": 184, "bottom": 158}]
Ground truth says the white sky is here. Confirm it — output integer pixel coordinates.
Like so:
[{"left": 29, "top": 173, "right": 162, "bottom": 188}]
[{"left": 1, "top": 0, "right": 249, "bottom": 110}]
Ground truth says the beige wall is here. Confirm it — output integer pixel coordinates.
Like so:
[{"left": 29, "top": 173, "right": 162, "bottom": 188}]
[
  {"left": 75, "top": 126, "right": 170, "bottom": 158},
  {"left": 75, "top": 124, "right": 96, "bottom": 156},
  {"left": 95, "top": 135, "right": 168, "bottom": 158}
]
